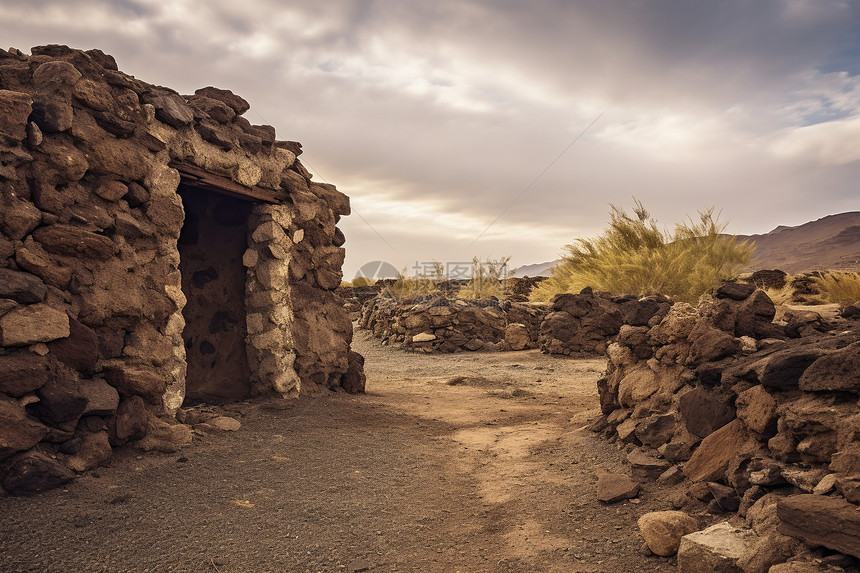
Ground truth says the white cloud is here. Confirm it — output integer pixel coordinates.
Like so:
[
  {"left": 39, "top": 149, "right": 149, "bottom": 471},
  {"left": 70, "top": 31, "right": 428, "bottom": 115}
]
[{"left": 768, "top": 114, "right": 860, "bottom": 165}]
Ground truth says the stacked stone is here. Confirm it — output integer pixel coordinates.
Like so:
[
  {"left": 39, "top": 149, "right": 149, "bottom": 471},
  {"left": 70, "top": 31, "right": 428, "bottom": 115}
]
[
  {"left": 539, "top": 288, "right": 672, "bottom": 356},
  {"left": 593, "top": 282, "right": 860, "bottom": 568},
  {"left": 0, "top": 45, "right": 360, "bottom": 495},
  {"left": 358, "top": 293, "right": 546, "bottom": 352}
]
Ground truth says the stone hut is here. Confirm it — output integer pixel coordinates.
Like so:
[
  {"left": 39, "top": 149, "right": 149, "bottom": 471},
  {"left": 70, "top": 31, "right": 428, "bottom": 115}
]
[{"left": 0, "top": 45, "right": 363, "bottom": 493}]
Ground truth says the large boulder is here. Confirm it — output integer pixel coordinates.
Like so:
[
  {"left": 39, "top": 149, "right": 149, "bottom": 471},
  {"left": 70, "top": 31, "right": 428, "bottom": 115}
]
[
  {"left": 1, "top": 450, "right": 76, "bottom": 495},
  {"left": 0, "top": 303, "right": 70, "bottom": 346},
  {"left": 677, "top": 522, "right": 756, "bottom": 573}
]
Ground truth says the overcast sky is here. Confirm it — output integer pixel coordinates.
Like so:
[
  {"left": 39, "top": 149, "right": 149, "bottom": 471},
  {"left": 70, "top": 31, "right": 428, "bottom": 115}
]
[{"left": 4, "top": 0, "right": 859, "bottom": 278}]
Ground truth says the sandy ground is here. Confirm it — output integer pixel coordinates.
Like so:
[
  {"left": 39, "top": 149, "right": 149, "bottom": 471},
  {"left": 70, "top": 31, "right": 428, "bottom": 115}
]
[{"left": 0, "top": 330, "right": 683, "bottom": 573}]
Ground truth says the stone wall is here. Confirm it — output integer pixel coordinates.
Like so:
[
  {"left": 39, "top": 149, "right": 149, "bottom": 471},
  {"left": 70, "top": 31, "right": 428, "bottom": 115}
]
[
  {"left": 0, "top": 45, "right": 361, "bottom": 494},
  {"left": 358, "top": 293, "right": 546, "bottom": 352},
  {"left": 591, "top": 282, "right": 860, "bottom": 568}
]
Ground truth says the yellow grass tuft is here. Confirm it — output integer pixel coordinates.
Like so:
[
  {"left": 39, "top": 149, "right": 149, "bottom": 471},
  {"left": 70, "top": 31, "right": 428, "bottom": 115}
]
[
  {"left": 530, "top": 201, "right": 753, "bottom": 303},
  {"left": 812, "top": 272, "right": 860, "bottom": 305}
]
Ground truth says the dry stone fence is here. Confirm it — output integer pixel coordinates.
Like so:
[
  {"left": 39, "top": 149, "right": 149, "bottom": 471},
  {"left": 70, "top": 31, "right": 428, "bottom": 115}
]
[
  {"left": 0, "top": 45, "right": 362, "bottom": 495},
  {"left": 592, "top": 282, "right": 860, "bottom": 569}
]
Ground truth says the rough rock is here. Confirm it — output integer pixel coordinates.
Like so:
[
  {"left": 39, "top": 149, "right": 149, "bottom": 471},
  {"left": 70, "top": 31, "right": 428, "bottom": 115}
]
[
  {"left": 683, "top": 419, "right": 759, "bottom": 483},
  {"left": 66, "top": 431, "right": 112, "bottom": 472},
  {"left": 505, "top": 323, "right": 530, "bottom": 351},
  {"left": 596, "top": 472, "right": 640, "bottom": 503},
  {"left": 1, "top": 450, "right": 75, "bottom": 495},
  {"left": 0, "top": 352, "right": 57, "bottom": 397},
  {"left": 341, "top": 350, "right": 366, "bottom": 393},
  {"left": 677, "top": 522, "right": 757, "bottom": 573},
  {"left": 735, "top": 385, "right": 778, "bottom": 436},
  {"left": 78, "top": 378, "right": 120, "bottom": 416},
  {"left": 627, "top": 448, "right": 672, "bottom": 480},
  {"left": 680, "top": 387, "right": 736, "bottom": 438},
  {"left": 206, "top": 416, "right": 241, "bottom": 431},
  {"left": 0, "top": 303, "right": 70, "bottom": 346},
  {"left": 47, "top": 318, "right": 100, "bottom": 375},
  {"left": 102, "top": 363, "right": 168, "bottom": 402},
  {"left": 638, "top": 511, "right": 699, "bottom": 556},
  {"left": 736, "top": 532, "right": 802, "bottom": 573},
  {"left": 0, "top": 396, "right": 49, "bottom": 459},
  {"left": 30, "top": 372, "right": 88, "bottom": 425},
  {"left": 108, "top": 396, "right": 148, "bottom": 447},
  {"left": 0, "top": 268, "right": 47, "bottom": 303},
  {"left": 798, "top": 342, "right": 860, "bottom": 393},
  {"left": 753, "top": 349, "right": 826, "bottom": 389},
  {"left": 135, "top": 416, "right": 193, "bottom": 452},
  {"left": 777, "top": 494, "right": 860, "bottom": 559}
]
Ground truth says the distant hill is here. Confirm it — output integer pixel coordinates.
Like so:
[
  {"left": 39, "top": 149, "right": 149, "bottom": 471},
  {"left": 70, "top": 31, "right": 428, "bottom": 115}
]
[
  {"left": 510, "top": 260, "right": 558, "bottom": 277},
  {"left": 739, "top": 212, "right": 860, "bottom": 274}
]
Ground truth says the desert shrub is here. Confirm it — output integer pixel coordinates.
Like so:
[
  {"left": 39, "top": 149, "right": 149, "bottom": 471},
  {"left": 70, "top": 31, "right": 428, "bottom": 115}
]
[
  {"left": 763, "top": 283, "right": 796, "bottom": 307},
  {"left": 812, "top": 272, "right": 860, "bottom": 305},
  {"left": 530, "top": 201, "right": 754, "bottom": 303},
  {"left": 458, "top": 257, "right": 511, "bottom": 299},
  {"left": 351, "top": 276, "right": 376, "bottom": 288},
  {"left": 387, "top": 262, "right": 444, "bottom": 297}
]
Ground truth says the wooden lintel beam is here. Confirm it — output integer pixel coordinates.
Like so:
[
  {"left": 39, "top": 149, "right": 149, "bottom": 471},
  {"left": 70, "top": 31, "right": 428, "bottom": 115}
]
[{"left": 169, "top": 161, "right": 287, "bottom": 204}]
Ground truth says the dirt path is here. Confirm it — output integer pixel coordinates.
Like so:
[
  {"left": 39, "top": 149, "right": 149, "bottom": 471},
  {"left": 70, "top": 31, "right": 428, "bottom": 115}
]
[{"left": 1, "top": 331, "right": 679, "bottom": 573}]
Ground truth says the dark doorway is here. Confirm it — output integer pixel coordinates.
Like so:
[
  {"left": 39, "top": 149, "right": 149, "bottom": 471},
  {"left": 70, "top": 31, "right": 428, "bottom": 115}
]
[{"left": 178, "top": 185, "right": 254, "bottom": 404}]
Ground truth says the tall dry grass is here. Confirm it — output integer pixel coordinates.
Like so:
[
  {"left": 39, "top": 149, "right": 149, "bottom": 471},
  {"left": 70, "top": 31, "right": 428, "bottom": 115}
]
[
  {"left": 530, "top": 201, "right": 754, "bottom": 303},
  {"left": 458, "top": 257, "right": 510, "bottom": 299},
  {"left": 812, "top": 272, "right": 860, "bottom": 305}
]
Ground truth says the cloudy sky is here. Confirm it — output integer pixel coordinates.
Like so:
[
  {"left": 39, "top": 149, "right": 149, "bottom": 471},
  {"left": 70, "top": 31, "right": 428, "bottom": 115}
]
[{"left": 4, "top": 0, "right": 859, "bottom": 278}]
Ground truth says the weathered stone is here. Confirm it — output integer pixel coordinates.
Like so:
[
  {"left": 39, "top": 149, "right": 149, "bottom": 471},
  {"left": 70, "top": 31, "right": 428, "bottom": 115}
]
[
  {"left": 1, "top": 450, "right": 75, "bottom": 495},
  {"left": 635, "top": 413, "right": 677, "bottom": 448},
  {"left": 94, "top": 179, "right": 128, "bottom": 201},
  {"left": 777, "top": 494, "right": 860, "bottom": 558},
  {"left": 781, "top": 467, "right": 828, "bottom": 493},
  {"left": 32, "top": 224, "right": 115, "bottom": 259},
  {"left": 31, "top": 370, "right": 87, "bottom": 425},
  {"left": 66, "top": 431, "right": 112, "bottom": 472},
  {"left": 0, "top": 303, "right": 70, "bottom": 346},
  {"left": 684, "top": 419, "right": 758, "bottom": 483},
  {"left": 716, "top": 282, "right": 756, "bottom": 301},
  {"left": 0, "top": 396, "right": 49, "bottom": 459},
  {"left": 0, "top": 352, "right": 57, "bottom": 397},
  {"left": 108, "top": 395, "right": 148, "bottom": 446},
  {"left": 735, "top": 385, "right": 778, "bottom": 436},
  {"left": 799, "top": 342, "right": 860, "bottom": 393},
  {"left": 412, "top": 332, "right": 437, "bottom": 343},
  {"left": 753, "top": 349, "right": 826, "bottom": 389},
  {"left": 638, "top": 511, "right": 699, "bottom": 556},
  {"left": 135, "top": 416, "right": 192, "bottom": 452},
  {"left": 206, "top": 416, "right": 241, "bottom": 431},
  {"left": 680, "top": 387, "right": 736, "bottom": 438},
  {"left": 0, "top": 198, "right": 42, "bottom": 241},
  {"left": 687, "top": 326, "right": 740, "bottom": 366},
  {"left": 0, "top": 268, "right": 47, "bottom": 303},
  {"left": 707, "top": 481, "right": 740, "bottom": 512},
  {"left": 32, "top": 61, "right": 82, "bottom": 92},
  {"left": 813, "top": 473, "right": 839, "bottom": 495},
  {"left": 736, "top": 532, "right": 802, "bottom": 573},
  {"left": 189, "top": 95, "right": 236, "bottom": 123},
  {"left": 48, "top": 318, "right": 99, "bottom": 375},
  {"left": 194, "top": 86, "right": 250, "bottom": 115},
  {"left": 140, "top": 91, "right": 194, "bottom": 128},
  {"left": 341, "top": 351, "right": 366, "bottom": 393},
  {"left": 0, "top": 89, "right": 33, "bottom": 142},
  {"left": 103, "top": 363, "right": 168, "bottom": 403},
  {"left": 627, "top": 448, "right": 672, "bottom": 480},
  {"left": 30, "top": 99, "right": 74, "bottom": 132},
  {"left": 79, "top": 378, "right": 120, "bottom": 416},
  {"left": 505, "top": 323, "right": 530, "bottom": 351},
  {"left": 597, "top": 472, "right": 640, "bottom": 503},
  {"left": 677, "top": 522, "right": 756, "bottom": 573},
  {"left": 768, "top": 562, "right": 852, "bottom": 573}
]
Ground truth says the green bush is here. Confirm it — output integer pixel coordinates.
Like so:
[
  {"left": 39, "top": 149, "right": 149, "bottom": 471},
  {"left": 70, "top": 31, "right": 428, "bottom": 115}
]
[
  {"left": 530, "top": 201, "right": 753, "bottom": 303},
  {"left": 812, "top": 272, "right": 860, "bottom": 305}
]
